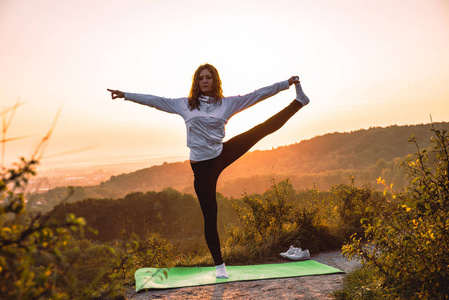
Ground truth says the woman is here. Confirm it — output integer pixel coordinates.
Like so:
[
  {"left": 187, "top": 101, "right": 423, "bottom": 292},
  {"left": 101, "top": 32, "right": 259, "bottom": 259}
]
[{"left": 107, "top": 63, "right": 309, "bottom": 278}]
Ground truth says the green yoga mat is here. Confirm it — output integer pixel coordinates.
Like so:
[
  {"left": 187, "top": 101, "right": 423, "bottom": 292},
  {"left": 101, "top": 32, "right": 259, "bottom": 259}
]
[{"left": 135, "top": 260, "right": 343, "bottom": 291}]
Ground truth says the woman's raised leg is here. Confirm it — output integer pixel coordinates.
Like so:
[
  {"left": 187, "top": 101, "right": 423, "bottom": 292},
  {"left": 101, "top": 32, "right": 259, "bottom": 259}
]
[{"left": 220, "top": 82, "right": 310, "bottom": 168}]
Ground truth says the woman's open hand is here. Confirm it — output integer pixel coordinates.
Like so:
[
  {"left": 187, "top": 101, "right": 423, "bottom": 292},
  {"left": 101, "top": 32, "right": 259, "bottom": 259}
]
[
  {"left": 107, "top": 89, "right": 125, "bottom": 99},
  {"left": 287, "top": 76, "right": 300, "bottom": 86}
]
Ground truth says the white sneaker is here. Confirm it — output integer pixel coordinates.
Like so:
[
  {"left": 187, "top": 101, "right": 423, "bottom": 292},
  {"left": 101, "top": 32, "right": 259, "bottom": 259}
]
[
  {"left": 280, "top": 246, "right": 301, "bottom": 259},
  {"left": 286, "top": 248, "right": 310, "bottom": 261}
]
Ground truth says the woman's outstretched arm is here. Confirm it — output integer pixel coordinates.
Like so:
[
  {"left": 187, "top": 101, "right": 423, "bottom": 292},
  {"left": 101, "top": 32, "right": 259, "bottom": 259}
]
[
  {"left": 225, "top": 76, "right": 301, "bottom": 117},
  {"left": 107, "top": 88, "right": 183, "bottom": 115}
]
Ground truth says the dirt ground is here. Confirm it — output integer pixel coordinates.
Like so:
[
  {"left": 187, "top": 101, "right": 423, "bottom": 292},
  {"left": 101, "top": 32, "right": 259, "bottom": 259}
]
[{"left": 126, "top": 250, "right": 361, "bottom": 300}]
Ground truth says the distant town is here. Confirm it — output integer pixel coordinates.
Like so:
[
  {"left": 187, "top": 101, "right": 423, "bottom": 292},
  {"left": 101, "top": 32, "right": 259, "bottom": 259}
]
[{"left": 26, "top": 155, "right": 187, "bottom": 193}]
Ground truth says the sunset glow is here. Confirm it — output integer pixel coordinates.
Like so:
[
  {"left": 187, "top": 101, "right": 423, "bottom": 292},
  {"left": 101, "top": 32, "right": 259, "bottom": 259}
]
[{"left": 1, "top": 0, "right": 448, "bottom": 171}]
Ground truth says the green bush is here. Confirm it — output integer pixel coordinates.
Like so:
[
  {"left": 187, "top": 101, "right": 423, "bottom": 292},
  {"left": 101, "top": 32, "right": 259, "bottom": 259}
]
[
  {"left": 342, "top": 124, "right": 449, "bottom": 299},
  {"left": 0, "top": 158, "right": 85, "bottom": 299},
  {"left": 58, "top": 235, "right": 174, "bottom": 298},
  {"left": 331, "top": 177, "right": 394, "bottom": 241},
  {"left": 332, "top": 265, "right": 384, "bottom": 299},
  {"left": 224, "top": 179, "right": 340, "bottom": 264},
  {"left": 0, "top": 157, "right": 176, "bottom": 299}
]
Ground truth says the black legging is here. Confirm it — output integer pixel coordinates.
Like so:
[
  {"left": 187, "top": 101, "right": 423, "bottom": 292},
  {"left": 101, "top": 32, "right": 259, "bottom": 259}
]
[{"left": 190, "top": 100, "right": 303, "bottom": 265}]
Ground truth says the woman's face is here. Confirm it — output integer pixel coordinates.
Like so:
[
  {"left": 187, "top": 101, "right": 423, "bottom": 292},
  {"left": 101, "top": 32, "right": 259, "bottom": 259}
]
[{"left": 198, "top": 68, "right": 214, "bottom": 96}]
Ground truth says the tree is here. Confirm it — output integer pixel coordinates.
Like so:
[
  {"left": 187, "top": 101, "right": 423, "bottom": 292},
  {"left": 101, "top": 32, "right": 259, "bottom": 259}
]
[{"left": 343, "top": 123, "right": 449, "bottom": 298}]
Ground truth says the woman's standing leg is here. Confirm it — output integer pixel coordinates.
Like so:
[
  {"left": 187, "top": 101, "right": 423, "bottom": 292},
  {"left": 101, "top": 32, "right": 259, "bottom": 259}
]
[{"left": 190, "top": 160, "right": 224, "bottom": 265}]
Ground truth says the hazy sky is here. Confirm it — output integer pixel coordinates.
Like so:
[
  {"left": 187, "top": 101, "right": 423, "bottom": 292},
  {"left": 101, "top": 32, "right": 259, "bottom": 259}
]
[{"left": 1, "top": 0, "right": 449, "bottom": 170}]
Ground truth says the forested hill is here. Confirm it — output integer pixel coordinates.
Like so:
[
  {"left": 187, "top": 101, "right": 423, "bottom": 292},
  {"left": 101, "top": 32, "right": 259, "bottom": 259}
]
[{"left": 29, "top": 122, "right": 449, "bottom": 208}]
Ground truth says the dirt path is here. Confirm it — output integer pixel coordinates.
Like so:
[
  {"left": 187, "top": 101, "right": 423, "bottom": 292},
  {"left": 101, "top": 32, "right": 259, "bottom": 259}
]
[{"left": 127, "top": 250, "right": 360, "bottom": 299}]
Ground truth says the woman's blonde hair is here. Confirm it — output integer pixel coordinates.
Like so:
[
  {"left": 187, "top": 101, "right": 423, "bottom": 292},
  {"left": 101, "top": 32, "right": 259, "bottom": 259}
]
[{"left": 188, "top": 63, "right": 223, "bottom": 110}]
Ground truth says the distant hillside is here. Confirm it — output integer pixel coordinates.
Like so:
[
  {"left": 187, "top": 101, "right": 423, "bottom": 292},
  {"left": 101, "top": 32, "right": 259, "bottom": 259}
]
[{"left": 28, "top": 122, "right": 449, "bottom": 209}]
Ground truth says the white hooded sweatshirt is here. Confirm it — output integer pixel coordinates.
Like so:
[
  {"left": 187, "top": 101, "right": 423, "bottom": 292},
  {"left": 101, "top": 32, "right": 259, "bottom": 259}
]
[{"left": 124, "top": 80, "right": 289, "bottom": 161}]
